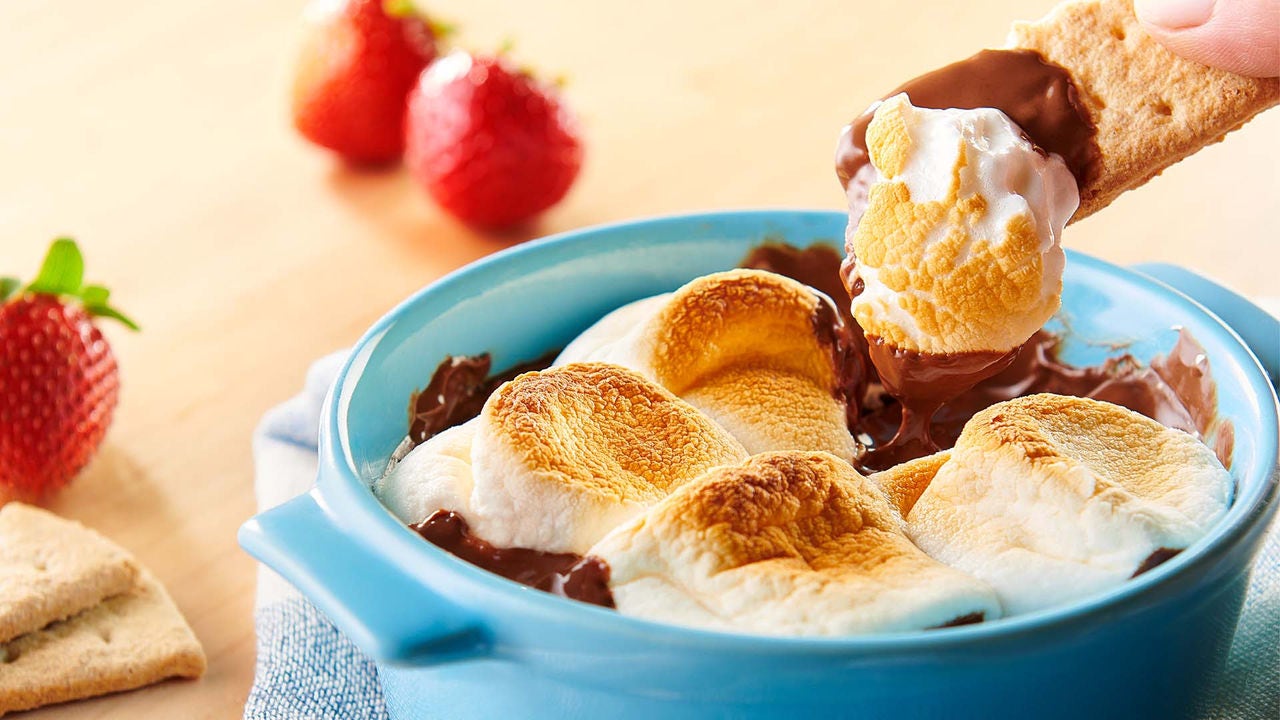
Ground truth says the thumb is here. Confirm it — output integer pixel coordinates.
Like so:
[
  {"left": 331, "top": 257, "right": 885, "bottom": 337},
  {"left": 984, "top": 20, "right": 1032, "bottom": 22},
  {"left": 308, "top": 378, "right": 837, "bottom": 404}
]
[{"left": 1135, "top": 0, "right": 1280, "bottom": 77}]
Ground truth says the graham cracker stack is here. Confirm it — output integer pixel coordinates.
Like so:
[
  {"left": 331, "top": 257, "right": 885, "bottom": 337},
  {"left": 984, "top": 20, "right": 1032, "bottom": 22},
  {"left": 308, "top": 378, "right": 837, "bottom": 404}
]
[
  {"left": 0, "top": 504, "right": 138, "bottom": 645},
  {"left": 1007, "top": 0, "right": 1280, "bottom": 221},
  {"left": 0, "top": 504, "right": 205, "bottom": 716}
]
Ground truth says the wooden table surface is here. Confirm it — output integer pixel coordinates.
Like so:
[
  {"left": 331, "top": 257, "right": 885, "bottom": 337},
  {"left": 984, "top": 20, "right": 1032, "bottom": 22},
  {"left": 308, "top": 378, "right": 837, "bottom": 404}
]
[{"left": 1, "top": 0, "right": 1276, "bottom": 716}]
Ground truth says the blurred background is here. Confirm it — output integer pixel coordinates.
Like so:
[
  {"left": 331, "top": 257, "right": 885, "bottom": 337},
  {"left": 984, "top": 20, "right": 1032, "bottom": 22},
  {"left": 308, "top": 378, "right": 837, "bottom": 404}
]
[{"left": 1, "top": 0, "right": 1276, "bottom": 716}]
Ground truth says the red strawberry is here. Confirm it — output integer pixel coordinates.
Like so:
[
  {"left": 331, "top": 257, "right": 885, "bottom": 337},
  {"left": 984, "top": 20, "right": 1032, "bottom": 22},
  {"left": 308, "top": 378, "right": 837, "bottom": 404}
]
[
  {"left": 0, "top": 240, "right": 138, "bottom": 505},
  {"left": 292, "top": 0, "right": 448, "bottom": 164},
  {"left": 405, "top": 51, "right": 584, "bottom": 229}
]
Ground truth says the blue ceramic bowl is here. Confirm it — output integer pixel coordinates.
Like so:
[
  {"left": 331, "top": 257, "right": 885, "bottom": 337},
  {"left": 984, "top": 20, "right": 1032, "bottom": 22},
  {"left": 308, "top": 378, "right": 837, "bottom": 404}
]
[{"left": 240, "top": 210, "right": 1279, "bottom": 720}]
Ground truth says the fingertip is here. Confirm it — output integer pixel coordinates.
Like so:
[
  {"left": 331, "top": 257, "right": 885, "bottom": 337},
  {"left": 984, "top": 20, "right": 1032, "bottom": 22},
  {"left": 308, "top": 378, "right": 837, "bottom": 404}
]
[
  {"left": 1137, "top": 0, "right": 1280, "bottom": 77},
  {"left": 1135, "top": 0, "right": 1215, "bottom": 30}
]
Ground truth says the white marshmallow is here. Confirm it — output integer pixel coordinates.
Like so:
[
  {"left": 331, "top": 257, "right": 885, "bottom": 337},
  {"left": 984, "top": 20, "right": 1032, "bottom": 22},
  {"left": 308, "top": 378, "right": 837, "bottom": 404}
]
[
  {"left": 374, "top": 421, "right": 476, "bottom": 525},
  {"left": 591, "top": 451, "right": 1002, "bottom": 635},
  {"left": 907, "top": 394, "right": 1232, "bottom": 615}
]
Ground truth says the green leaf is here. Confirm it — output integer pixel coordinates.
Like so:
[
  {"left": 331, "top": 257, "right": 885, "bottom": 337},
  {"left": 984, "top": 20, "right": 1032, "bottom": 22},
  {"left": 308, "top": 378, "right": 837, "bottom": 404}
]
[
  {"left": 84, "top": 303, "right": 140, "bottom": 332},
  {"left": 427, "top": 17, "right": 456, "bottom": 40},
  {"left": 81, "top": 284, "right": 111, "bottom": 306},
  {"left": 382, "top": 0, "right": 417, "bottom": 18},
  {"left": 26, "top": 238, "right": 84, "bottom": 296},
  {"left": 0, "top": 277, "right": 19, "bottom": 302}
]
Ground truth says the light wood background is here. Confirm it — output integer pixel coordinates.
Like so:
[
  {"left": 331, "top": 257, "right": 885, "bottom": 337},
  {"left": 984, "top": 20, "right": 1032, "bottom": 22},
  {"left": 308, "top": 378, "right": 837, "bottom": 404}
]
[{"left": 1, "top": 0, "right": 1276, "bottom": 716}]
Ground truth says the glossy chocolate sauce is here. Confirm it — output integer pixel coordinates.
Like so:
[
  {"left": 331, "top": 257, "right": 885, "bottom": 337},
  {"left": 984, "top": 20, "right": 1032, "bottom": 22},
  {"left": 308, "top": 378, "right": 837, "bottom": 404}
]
[
  {"left": 935, "top": 612, "right": 985, "bottom": 629},
  {"left": 1133, "top": 548, "right": 1180, "bottom": 578},
  {"left": 412, "top": 510, "right": 615, "bottom": 608},
  {"left": 861, "top": 338, "right": 1018, "bottom": 471},
  {"left": 834, "top": 48, "right": 1099, "bottom": 194},
  {"left": 408, "top": 352, "right": 558, "bottom": 448},
  {"left": 738, "top": 244, "right": 1231, "bottom": 473}
]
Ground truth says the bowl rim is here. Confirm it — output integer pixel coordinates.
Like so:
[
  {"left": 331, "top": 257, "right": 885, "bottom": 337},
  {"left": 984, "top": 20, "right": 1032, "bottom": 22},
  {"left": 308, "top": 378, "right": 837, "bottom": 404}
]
[{"left": 322, "top": 208, "right": 1280, "bottom": 653}]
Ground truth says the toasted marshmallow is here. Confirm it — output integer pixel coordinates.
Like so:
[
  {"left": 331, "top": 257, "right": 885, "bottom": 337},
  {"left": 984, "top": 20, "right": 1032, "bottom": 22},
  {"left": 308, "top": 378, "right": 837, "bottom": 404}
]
[
  {"left": 376, "top": 363, "right": 746, "bottom": 554},
  {"left": 468, "top": 363, "right": 747, "bottom": 553},
  {"left": 557, "top": 269, "right": 859, "bottom": 459},
  {"left": 590, "top": 451, "right": 1001, "bottom": 635},
  {"left": 375, "top": 420, "right": 477, "bottom": 525},
  {"left": 907, "top": 394, "right": 1232, "bottom": 615},
  {"left": 847, "top": 94, "right": 1078, "bottom": 354},
  {"left": 870, "top": 449, "right": 950, "bottom": 517}
]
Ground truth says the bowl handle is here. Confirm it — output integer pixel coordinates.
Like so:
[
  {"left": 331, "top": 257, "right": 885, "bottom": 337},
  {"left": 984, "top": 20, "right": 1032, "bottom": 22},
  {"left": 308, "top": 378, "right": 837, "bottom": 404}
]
[
  {"left": 1130, "top": 263, "right": 1279, "bottom": 385},
  {"left": 239, "top": 490, "right": 488, "bottom": 665}
]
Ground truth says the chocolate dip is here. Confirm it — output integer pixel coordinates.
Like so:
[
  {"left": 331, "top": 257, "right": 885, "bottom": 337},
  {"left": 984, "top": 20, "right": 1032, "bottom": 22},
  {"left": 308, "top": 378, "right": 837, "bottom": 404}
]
[
  {"left": 408, "top": 352, "right": 557, "bottom": 448},
  {"left": 412, "top": 510, "right": 615, "bottom": 608},
  {"left": 834, "top": 48, "right": 1099, "bottom": 195},
  {"left": 741, "top": 244, "right": 1231, "bottom": 473},
  {"left": 396, "top": 244, "right": 1229, "bottom": 604},
  {"left": 860, "top": 339, "right": 1017, "bottom": 470}
]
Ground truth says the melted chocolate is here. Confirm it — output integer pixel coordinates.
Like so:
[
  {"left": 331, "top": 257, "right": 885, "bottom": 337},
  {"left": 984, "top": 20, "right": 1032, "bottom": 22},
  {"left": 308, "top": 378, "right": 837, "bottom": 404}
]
[
  {"left": 1132, "top": 548, "right": 1181, "bottom": 577},
  {"left": 835, "top": 48, "right": 1099, "bottom": 193},
  {"left": 934, "top": 612, "right": 985, "bottom": 629},
  {"left": 739, "top": 245, "right": 1231, "bottom": 472},
  {"left": 860, "top": 338, "right": 1018, "bottom": 472},
  {"left": 856, "top": 329, "right": 1233, "bottom": 471},
  {"left": 412, "top": 510, "right": 615, "bottom": 608},
  {"left": 408, "top": 352, "right": 558, "bottom": 448}
]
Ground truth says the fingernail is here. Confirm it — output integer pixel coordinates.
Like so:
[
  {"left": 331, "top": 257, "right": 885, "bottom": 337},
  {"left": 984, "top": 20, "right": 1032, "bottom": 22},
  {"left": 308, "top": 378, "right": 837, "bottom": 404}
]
[{"left": 1135, "top": 0, "right": 1215, "bottom": 29}]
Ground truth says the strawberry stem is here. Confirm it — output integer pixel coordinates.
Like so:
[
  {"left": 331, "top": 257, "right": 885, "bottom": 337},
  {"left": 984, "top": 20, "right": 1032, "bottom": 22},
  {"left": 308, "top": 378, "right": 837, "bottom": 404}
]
[{"left": 0, "top": 277, "right": 18, "bottom": 302}]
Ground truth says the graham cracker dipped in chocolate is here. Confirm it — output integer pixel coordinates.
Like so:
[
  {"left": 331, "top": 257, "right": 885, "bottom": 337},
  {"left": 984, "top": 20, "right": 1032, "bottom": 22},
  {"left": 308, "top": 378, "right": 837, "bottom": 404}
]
[
  {"left": 837, "top": 0, "right": 1279, "bottom": 223},
  {"left": 1009, "top": 0, "right": 1278, "bottom": 220}
]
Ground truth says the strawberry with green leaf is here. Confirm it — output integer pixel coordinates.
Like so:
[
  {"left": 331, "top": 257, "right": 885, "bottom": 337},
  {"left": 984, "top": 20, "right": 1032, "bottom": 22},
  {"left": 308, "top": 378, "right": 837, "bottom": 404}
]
[{"left": 0, "top": 239, "right": 138, "bottom": 505}]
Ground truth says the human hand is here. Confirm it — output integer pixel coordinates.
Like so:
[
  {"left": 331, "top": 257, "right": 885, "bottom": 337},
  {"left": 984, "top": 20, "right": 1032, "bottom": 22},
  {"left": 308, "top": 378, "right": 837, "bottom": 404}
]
[{"left": 1136, "top": 0, "right": 1280, "bottom": 77}]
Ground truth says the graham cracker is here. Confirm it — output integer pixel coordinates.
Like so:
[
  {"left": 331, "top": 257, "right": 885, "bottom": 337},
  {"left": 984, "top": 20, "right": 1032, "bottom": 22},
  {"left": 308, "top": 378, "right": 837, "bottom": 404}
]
[
  {"left": 0, "top": 503, "right": 138, "bottom": 644},
  {"left": 1007, "top": 0, "right": 1280, "bottom": 221},
  {"left": 0, "top": 570, "right": 206, "bottom": 716}
]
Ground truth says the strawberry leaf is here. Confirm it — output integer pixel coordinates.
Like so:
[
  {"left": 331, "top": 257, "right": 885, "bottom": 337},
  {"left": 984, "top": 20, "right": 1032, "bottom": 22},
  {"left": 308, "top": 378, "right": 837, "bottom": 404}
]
[
  {"left": 84, "top": 302, "right": 140, "bottom": 332},
  {"left": 26, "top": 238, "right": 84, "bottom": 296},
  {"left": 382, "top": 0, "right": 418, "bottom": 18},
  {"left": 82, "top": 284, "right": 111, "bottom": 306},
  {"left": 427, "top": 17, "right": 456, "bottom": 40},
  {"left": 0, "top": 277, "right": 19, "bottom": 302}
]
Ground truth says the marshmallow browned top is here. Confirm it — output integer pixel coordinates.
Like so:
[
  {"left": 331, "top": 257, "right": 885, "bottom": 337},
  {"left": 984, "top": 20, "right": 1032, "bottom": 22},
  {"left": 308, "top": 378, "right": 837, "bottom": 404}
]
[
  {"left": 557, "top": 269, "right": 858, "bottom": 460},
  {"left": 590, "top": 451, "right": 1000, "bottom": 635},
  {"left": 377, "top": 363, "right": 747, "bottom": 555},
  {"left": 848, "top": 95, "right": 1077, "bottom": 355},
  {"left": 908, "top": 393, "right": 1232, "bottom": 614}
]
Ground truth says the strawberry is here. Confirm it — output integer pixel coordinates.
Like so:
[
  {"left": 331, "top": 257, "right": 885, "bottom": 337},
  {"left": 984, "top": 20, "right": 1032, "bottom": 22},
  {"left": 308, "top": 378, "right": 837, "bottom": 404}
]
[
  {"left": 291, "top": 0, "right": 448, "bottom": 164},
  {"left": 0, "top": 240, "right": 138, "bottom": 505},
  {"left": 405, "top": 51, "right": 584, "bottom": 229}
]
